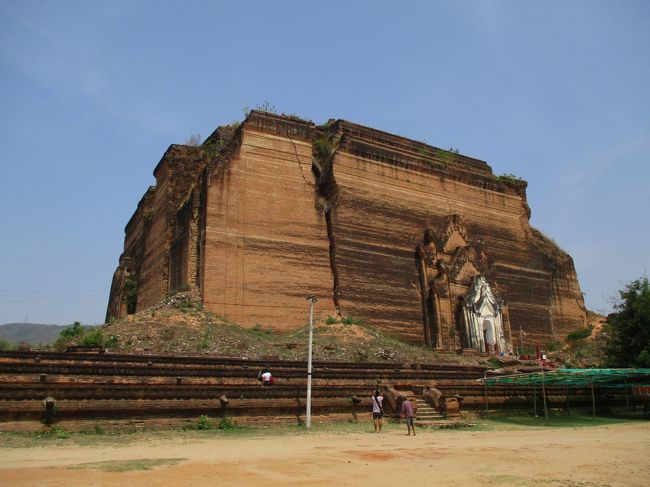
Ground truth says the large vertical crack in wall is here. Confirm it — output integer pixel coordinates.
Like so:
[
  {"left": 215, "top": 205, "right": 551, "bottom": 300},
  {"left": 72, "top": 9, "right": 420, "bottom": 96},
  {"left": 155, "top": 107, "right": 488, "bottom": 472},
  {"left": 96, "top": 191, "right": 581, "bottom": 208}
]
[
  {"left": 324, "top": 208, "right": 341, "bottom": 314},
  {"left": 312, "top": 124, "right": 342, "bottom": 315}
]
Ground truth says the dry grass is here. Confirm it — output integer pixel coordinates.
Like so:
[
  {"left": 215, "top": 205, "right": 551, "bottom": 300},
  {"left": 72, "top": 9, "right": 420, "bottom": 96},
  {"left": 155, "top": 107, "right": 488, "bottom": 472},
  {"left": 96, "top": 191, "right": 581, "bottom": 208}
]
[{"left": 70, "top": 458, "right": 184, "bottom": 472}]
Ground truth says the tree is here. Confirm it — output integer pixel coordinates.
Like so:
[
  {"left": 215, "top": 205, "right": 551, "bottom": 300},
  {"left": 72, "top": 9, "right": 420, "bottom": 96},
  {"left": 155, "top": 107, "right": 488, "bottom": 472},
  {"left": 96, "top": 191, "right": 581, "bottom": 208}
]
[
  {"left": 604, "top": 276, "right": 650, "bottom": 367},
  {"left": 60, "top": 321, "right": 84, "bottom": 339}
]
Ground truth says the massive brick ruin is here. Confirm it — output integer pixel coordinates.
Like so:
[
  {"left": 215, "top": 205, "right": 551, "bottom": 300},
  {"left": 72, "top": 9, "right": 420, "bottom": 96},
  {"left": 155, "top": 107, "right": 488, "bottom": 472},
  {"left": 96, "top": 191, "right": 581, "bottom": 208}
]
[{"left": 107, "top": 111, "right": 587, "bottom": 352}]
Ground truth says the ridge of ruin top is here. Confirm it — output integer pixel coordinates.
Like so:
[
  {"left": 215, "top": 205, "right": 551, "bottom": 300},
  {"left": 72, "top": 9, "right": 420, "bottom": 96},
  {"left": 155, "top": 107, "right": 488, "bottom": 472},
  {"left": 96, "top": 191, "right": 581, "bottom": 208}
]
[
  {"left": 237, "top": 110, "right": 501, "bottom": 177},
  {"left": 145, "top": 110, "right": 527, "bottom": 204}
]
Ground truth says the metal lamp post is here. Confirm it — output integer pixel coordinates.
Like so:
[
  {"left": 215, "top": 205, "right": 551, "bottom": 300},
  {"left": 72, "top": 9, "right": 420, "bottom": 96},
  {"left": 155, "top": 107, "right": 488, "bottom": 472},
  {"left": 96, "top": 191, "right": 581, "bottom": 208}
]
[{"left": 306, "top": 294, "right": 317, "bottom": 429}]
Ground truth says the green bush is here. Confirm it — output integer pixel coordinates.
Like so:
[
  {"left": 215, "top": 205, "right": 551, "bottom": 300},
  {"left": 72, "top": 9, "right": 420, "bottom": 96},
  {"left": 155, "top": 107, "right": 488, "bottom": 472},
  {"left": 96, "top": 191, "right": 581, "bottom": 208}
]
[
  {"left": 81, "top": 329, "right": 104, "bottom": 346},
  {"left": 104, "top": 335, "right": 118, "bottom": 349},
  {"left": 496, "top": 173, "right": 522, "bottom": 185},
  {"left": 60, "top": 321, "right": 84, "bottom": 339},
  {"left": 197, "top": 415, "right": 213, "bottom": 430},
  {"left": 53, "top": 337, "right": 68, "bottom": 352},
  {"left": 548, "top": 341, "right": 562, "bottom": 352},
  {"left": 252, "top": 323, "right": 273, "bottom": 335},
  {"left": 218, "top": 417, "right": 234, "bottom": 430},
  {"left": 45, "top": 426, "right": 70, "bottom": 439},
  {"left": 436, "top": 147, "right": 459, "bottom": 167},
  {"left": 341, "top": 316, "right": 364, "bottom": 326},
  {"left": 0, "top": 339, "right": 13, "bottom": 350},
  {"left": 325, "top": 316, "right": 337, "bottom": 325},
  {"left": 54, "top": 321, "right": 86, "bottom": 351},
  {"left": 566, "top": 325, "right": 593, "bottom": 343},
  {"left": 488, "top": 357, "right": 502, "bottom": 368}
]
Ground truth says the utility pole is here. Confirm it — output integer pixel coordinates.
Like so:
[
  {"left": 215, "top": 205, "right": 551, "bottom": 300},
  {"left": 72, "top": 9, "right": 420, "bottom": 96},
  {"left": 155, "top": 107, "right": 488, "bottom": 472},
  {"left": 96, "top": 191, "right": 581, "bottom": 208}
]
[
  {"left": 540, "top": 364, "right": 549, "bottom": 422},
  {"left": 306, "top": 294, "right": 317, "bottom": 429}
]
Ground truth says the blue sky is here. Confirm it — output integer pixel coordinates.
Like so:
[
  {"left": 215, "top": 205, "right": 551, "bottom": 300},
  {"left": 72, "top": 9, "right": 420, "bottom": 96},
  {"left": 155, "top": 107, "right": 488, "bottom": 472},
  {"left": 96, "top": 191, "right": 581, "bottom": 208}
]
[{"left": 1, "top": 0, "right": 648, "bottom": 326}]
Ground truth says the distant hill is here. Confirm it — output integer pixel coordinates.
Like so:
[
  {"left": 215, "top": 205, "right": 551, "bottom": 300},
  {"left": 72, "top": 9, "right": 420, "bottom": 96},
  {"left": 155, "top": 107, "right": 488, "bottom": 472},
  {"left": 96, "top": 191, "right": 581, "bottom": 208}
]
[{"left": 0, "top": 323, "right": 70, "bottom": 345}]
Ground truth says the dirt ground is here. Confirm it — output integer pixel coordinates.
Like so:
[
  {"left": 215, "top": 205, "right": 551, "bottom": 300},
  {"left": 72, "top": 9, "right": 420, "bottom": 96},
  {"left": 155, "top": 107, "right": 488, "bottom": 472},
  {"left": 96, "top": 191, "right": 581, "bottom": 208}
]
[{"left": 1, "top": 422, "right": 649, "bottom": 486}]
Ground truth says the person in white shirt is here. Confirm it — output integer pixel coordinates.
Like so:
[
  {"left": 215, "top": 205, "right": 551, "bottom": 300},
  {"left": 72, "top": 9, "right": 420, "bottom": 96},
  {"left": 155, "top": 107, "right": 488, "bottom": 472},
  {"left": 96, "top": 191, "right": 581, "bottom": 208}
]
[
  {"left": 371, "top": 388, "right": 384, "bottom": 433},
  {"left": 261, "top": 367, "right": 273, "bottom": 386}
]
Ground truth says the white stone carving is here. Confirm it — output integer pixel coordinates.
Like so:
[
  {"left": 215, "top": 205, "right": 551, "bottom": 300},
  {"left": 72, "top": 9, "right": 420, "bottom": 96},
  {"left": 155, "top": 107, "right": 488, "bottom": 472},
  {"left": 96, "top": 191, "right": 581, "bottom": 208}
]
[{"left": 462, "top": 276, "right": 507, "bottom": 354}]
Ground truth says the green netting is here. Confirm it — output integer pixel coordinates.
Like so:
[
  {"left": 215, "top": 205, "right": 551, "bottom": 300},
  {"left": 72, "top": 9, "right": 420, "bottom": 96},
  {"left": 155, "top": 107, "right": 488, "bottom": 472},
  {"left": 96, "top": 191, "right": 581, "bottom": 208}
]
[{"left": 483, "top": 368, "right": 650, "bottom": 387}]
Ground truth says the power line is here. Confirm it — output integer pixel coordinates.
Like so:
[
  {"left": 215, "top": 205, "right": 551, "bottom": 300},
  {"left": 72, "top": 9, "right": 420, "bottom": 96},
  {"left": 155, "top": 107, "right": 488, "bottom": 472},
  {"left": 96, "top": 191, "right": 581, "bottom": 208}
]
[{"left": 0, "top": 290, "right": 107, "bottom": 301}]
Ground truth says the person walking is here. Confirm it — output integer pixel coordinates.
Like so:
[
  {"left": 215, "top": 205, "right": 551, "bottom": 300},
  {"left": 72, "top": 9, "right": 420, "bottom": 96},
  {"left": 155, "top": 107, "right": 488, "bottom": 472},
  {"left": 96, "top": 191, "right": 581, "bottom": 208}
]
[
  {"left": 371, "top": 388, "right": 384, "bottom": 433},
  {"left": 401, "top": 397, "right": 416, "bottom": 436}
]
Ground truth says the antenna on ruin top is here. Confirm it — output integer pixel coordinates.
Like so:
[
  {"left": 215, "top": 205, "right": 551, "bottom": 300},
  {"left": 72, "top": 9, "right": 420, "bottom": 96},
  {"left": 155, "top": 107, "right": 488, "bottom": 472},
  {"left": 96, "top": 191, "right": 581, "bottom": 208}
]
[{"left": 25, "top": 313, "right": 28, "bottom": 323}]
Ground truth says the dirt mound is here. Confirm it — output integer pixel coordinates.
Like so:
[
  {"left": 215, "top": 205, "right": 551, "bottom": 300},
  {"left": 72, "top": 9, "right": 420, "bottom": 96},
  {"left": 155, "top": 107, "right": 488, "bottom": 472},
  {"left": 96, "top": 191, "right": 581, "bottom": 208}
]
[{"left": 67, "top": 291, "right": 475, "bottom": 364}]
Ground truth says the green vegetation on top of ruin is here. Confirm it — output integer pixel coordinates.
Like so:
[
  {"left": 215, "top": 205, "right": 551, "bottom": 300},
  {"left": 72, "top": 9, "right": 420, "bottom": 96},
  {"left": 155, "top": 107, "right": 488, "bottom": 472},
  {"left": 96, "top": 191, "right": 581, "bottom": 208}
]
[
  {"left": 241, "top": 101, "right": 310, "bottom": 125},
  {"left": 494, "top": 173, "right": 523, "bottom": 185},
  {"left": 492, "top": 173, "right": 528, "bottom": 197},
  {"left": 201, "top": 103, "right": 312, "bottom": 161},
  {"left": 436, "top": 147, "right": 459, "bottom": 167},
  {"left": 243, "top": 100, "right": 277, "bottom": 118},
  {"left": 184, "top": 133, "right": 202, "bottom": 146},
  {"left": 417, "top": 146, "right": 459, "bottom": 171}
]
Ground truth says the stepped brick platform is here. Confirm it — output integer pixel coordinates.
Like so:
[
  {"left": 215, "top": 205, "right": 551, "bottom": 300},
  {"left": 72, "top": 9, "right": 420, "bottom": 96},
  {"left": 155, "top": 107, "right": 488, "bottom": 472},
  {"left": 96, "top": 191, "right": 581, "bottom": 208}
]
[{"left": 0, "top": 351, "right": 637, "bottom": 430}]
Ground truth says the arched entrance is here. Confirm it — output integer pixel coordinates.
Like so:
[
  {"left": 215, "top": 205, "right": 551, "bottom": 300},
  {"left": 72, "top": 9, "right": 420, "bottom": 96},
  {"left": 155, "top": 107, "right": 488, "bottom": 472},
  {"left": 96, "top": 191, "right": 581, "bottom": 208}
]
[
  {"left": 459, "top": 276, "right": 508, "bottom": 354},
  {"left": 483, "top": 318, "right": 497, "bottom": 354}
]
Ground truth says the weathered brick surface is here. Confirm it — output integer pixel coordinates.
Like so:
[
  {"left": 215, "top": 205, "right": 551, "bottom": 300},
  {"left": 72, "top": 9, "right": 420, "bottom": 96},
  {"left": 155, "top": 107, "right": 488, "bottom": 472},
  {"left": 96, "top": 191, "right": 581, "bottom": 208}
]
[
  {"left": 202, "top": 127, "right": 336, "bottom": 326},
  {"left": 107, "top": 111, "right": 587, "bottom": 347}
]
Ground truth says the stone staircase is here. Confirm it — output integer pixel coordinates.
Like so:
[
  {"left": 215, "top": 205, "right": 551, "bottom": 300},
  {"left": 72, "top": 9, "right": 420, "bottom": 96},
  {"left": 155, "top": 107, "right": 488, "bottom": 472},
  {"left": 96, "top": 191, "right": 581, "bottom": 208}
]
[{"left": 408, "top": 394, "right": 445, "bottom": 427}]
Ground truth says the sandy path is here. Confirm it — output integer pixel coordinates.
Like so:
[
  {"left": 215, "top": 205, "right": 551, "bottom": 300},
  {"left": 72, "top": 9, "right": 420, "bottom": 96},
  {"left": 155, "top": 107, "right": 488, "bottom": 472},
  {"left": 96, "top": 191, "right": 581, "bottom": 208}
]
[{"left": 1, "top": 423, "right": 649, "bottom": 486}]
